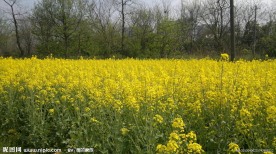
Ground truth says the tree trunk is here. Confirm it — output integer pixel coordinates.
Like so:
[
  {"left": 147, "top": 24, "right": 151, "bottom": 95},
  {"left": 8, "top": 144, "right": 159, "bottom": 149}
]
[
  {"left": 121, "top": 0, "right": 125, "bottom": 56},
  {"left": 252, "top": 5, "right": 257, "bottom": 58},
  {"left": 230, "top": 0, "right": 235, "bottom": 61}
]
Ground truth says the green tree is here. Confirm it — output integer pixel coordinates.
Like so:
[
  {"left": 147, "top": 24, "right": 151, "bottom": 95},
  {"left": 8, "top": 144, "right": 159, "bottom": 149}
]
[
  {"left": 31, "top": 0, "right": 56, "bottom": 55},
  {"left": 87, "top": 0, "right": 121, "bottom": 57},
  {"left": 31, "top": 0, "right": 89, "bottom": 57},
  {"left": 128, "top": 8, "right": 155, "bottom": 57},
  {"left": 180, "top": 0, "right": 202, "bottom": 54},
  {"left": 256, "top": 22, "right": 276, "bottom": 57},
  {"left": 153, "top": 19, "right": 180, "bottom": 58},
  {"left": 242, "top": 21, "right": 261, "bottom": 48}
]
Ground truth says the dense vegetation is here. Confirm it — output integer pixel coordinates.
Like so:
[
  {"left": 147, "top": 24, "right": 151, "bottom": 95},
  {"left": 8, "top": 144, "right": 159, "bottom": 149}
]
[
  {"left": 0, "top": 0, "right": 276, "bottom": 59},
  {"left": 1, "top": 1, "right": 276, "bottom": 153},
  {"left": 0, "top": 57, "right": 275, "bottom": 153}
]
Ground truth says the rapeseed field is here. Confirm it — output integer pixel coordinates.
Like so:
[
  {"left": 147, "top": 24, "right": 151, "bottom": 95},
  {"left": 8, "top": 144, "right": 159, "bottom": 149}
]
[{"left": 0, "top": 57, "right": 275, "bottom": 153}]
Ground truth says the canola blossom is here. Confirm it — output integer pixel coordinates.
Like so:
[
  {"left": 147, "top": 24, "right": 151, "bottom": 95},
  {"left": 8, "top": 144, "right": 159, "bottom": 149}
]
[
  {"left": 0, "top": 57, "right": 276, "bottom": 153},
  {"left": 228, "top": 142, "right": 241, "bottom": 154}
]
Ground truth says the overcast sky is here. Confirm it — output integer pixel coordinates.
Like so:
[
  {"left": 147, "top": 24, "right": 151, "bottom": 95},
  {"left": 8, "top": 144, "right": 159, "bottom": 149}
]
[
  {"left": 7, "top": 0, "right": 272, "bottom": 6},
  {"left": 0, "top": 0, "right": 273, "bottom": 13}
]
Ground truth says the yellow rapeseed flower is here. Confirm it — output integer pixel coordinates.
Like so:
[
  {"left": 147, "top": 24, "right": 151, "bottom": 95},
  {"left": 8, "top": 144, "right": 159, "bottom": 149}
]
[
  {"left": 153, "top": 114, "right": 164, "bottom": 124},
  {"left": 48, "top": 109, "right": 54, "bottom": 114},
  {"left": 1, "top": 57, "right": 276, "bottom": 153},
  {"left": 228, "top": 142, "right": 241, "bottom": 154},
  {"left": 156, "top": 144, "right": 167, "bottom": 153},
  {"left": 169, "top": 132, "right": 180, "bottom": 141},
  {"left": 121, "top": 128, "right": 130, "bottom": 136},
  {"left": 166, "top": 140, "right": 179, "bottom": 152},
  {"left": 90, "top": 117, "right": 100, "bottom": 124},
  {"left": 221, "top": 53, "right": 229, "bottom": 61},
  {"left": 85, "top": 107, "right": 91, "bottom": 112},
  {"left": 187, "top": 143, "right": 204, "bottom": 154},
  {"left": 172, "top": 118, "right": 185, "bottom": 129},
  {"left": 266, "top": 106, "right": 276, "bottom": 123},
  {"left": 186, "top": 131, "right": 197, "bottom": 143}
]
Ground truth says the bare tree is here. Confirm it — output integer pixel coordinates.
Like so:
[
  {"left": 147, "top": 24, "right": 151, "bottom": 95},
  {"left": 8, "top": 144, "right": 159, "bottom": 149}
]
[
  {"left": 236, "top": 0, "right": 265, "bottom": 57},
  {"left": 200, "top": 0, "right": 230, "bottom": 52},
  {"left": 0, "top": 14, "right": 11, "bottom": 55},
  {"left": 161, "top": 0, "right": 171, "bottom": 19},
  {"left": 119, "top": 0, "right": 132, "bottom": 55},
  {"left": 3, "top": 0, "right": 25, "bottom": 56},
  {"left": 88, "top": 0, "right": 119, "bottom": 56},
  {"left": 181, "top": 0, "right": 202, "bottom": 53}
]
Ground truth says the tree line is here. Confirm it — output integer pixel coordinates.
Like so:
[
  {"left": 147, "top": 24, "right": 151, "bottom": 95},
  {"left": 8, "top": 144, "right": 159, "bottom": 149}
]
[{"left": 0, "top": 0, "right": 276, "bottom": 59}]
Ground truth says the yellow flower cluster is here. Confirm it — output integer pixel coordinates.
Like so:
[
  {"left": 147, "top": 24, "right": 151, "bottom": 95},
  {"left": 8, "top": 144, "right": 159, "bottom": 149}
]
[
  {"left": 90, "top": 117, "right": 100, "bottom": 124},
  {"left": 266, "top": 106, "right": 276, "bottom": 124},
  {"left": 121, "top": 128, "right": 130, "bottom": 136},
  {"left": 236, "top": 108, "right": 254, "bottom": 135},
  {"left": 228, "top": 142, "right": 241, "bottom": 154},
  {"left": 48, "top": 109, "right": 55, "bottom": 114},
  {"left": 156, "top": 118, "right": 204, "bottom": 153},
  {"left": 221, "top": 53, "right": 229, "bottom": 61},
  {"left": 172, "top": 118, "right": 185, "bottom": 130},
  {"left": 0, "top": 57, "right": 276, "bottom": 152},
  {"left": 187, "top": 143, "right": 203, "bottom": 154},
  {"left": 154, "top": 114, "right": 164, "bottom": 124}
]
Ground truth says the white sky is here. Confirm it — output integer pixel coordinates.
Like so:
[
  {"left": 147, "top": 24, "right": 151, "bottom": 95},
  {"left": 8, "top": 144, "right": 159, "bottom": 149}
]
[
  {"left": 0, "top": 0, "right": 273, "bottom": 14},
  {"left": 1, "top": 0, "right": 271, "bottom": 7}
]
